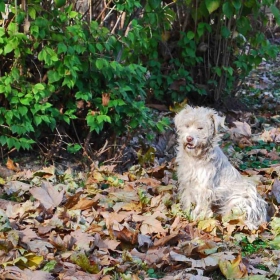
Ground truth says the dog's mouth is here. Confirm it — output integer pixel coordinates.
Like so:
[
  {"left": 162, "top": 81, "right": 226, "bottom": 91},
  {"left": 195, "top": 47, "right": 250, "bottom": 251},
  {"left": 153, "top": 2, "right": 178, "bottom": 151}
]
[{"left": 184, "top": 143, "right": 196, "bottom": 149}]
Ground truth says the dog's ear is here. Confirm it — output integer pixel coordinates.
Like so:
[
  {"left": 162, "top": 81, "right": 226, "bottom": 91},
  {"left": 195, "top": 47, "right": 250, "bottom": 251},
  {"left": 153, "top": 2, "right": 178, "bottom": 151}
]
[
  {"left": 174, "top": 105, "right": 192, "bottom": 129},
  {"left": 211, "top": 113, "right": 225, "bottom": 134}
]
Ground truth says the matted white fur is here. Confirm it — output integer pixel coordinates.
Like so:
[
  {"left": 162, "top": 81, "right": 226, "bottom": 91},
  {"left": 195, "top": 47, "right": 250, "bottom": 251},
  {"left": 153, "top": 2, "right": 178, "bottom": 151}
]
[{"left": 175, "top": 106, "right": 267, "bottom": 229}]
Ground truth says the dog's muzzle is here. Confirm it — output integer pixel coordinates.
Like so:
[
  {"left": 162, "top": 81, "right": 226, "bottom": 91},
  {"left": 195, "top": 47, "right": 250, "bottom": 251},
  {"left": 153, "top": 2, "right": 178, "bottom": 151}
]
[{"left": 184, "top": 136, "right": 196, "bottom": 149}]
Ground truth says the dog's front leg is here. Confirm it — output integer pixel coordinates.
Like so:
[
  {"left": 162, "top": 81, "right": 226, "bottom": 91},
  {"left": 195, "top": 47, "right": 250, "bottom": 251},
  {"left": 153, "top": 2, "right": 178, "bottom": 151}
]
[{"left": 191, "top": 188, "right": 213, "bottom": 220}]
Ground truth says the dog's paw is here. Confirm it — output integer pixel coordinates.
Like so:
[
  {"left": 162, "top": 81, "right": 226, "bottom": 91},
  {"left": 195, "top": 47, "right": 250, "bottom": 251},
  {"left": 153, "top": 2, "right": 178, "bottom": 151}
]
[{"left": 191, "top": 207, "right": 213, "bottom": 221}]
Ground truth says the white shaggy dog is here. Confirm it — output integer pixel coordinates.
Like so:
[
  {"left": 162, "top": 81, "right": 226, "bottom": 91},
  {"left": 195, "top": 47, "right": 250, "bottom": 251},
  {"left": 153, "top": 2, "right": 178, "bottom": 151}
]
[{"left": 175, "top": 106, "right": 267, "bottom": 229}]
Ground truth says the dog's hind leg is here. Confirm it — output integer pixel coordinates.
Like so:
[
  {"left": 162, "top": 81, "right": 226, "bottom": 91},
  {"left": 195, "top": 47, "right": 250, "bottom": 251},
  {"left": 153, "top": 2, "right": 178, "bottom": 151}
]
[{"left": 218, "top": 182, "right": 267, "bottom": 229}]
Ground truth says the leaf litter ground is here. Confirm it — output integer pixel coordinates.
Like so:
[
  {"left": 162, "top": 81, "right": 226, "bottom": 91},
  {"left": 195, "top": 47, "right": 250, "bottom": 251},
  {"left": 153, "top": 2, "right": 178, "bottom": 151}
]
[{"left": 1, "top": 60, "right": 280, "bottom": 279}]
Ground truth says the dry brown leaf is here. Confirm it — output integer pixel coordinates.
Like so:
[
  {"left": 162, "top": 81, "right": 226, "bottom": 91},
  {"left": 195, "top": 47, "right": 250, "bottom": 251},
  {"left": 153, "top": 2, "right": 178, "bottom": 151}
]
[
  {"left": 102, "top": 92, "right": 110, "bottom": 106},
  {"left": 101, "top": 211, "right": 131, "bottom": 229},
  {"left": 70, "top": 229, "right": 94, "bottom": 250},
  {"left": 153, "top": 232, "right": 182, "bottom": 247},
  {"left": 138, "top": 233, "right": 153, "bottom": 248},
  {"left": 64, "top": 191, "right": 83, "bottom": 209},
  {"left": 30, "top": 182, "right": 64, "bottom": 210},
  {"left": 26, "top": 240, "right": 54, "bottom": 255},
  {"left": 110, "top": 190, "right": 139, "bottom": 202},
  {"left": 0, "top": 266, "right": 54, "bottom": 279},
  {"left": 6, "top": 158, "right": 20, "bottom": 172},
  {"left": 135, "top": 177, "right": 161, "bottom": 187},
  {"left": 111, "top": 221, "right": 138, "bottom": 244},
  {"left": 113, "top": 202, "right": 142, "bottom": 212},
  {"left": 146, "top": 164, "right": 166, "bottom": 179},
  {"left": 260, "top": 130, "right": 273, "bottom": 142},
  {"left": 130, "top": 247, "right": 170, "bottom": 265},
  {"left": 140, "top": 216, "right": 166, "bottom": 235},
  {"left": 219, "top": 254, "right": 247, "bottom": 279},
  {"left": 4, "top": 181, "right": 31, "bottom": 196},
  {"left": 94, "top": 233, "right": 120, "bottom": 250},
  {"left": 272, "top": 179, "right": 280, "bottom": 203},
  {"left": 198, "top": 219, "right": 219, "bottom": 235},
  {"left": 268, "top": 150, "right": 280, "bottom": 160},
  {"left": 49, "top": 232, "right": 75, "bottom": 251},
  {"left": 85, "top": 223, "right": 103, "bottom": 234},
  {"left": 19, "top": 227, "right": 40, "bottom": 243},
  {"left": 230, "top": 121, "right": 251, "bottom": 139},
  {"left": 98, "top": 164, "right": 116, "bottom": 173},
  {"left": 33, "top": 166, "right": 55, "bottom": 178},
  {"left": 59, "top": 269, "right": 101, "bottom": 280},
  {"left": 70, "top": 197, "right": 96, "bottom": 210},
  {"left": 170, "top": 250, "right": 193, "bottom": 264}
]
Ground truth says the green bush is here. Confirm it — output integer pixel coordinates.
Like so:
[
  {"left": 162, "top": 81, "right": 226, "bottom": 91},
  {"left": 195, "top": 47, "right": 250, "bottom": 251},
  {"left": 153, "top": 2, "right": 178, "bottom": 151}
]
[{"left": 0, "top": 3, "right": 168, "bottom": 150}]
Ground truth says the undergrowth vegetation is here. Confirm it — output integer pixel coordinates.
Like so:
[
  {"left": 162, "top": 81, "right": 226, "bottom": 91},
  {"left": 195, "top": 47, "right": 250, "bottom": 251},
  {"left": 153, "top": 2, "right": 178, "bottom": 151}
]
[{"left": 0, "top": 0, "right": 280, "bottom": 154}]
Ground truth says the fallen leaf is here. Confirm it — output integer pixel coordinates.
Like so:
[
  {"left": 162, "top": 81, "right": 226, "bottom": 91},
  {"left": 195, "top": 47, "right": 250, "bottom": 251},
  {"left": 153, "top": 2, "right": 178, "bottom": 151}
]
[
  {"left": 230, "top": 121, "right": 251, "bottom": 139},
  {"left": 70, "top": 229, "right": 94, "bottom": 250},
  {"left": 138, "top": 233, "right": 153, "bottom": 248},
  {"left": 19, "top": 227, "right": 40, "bottom": 243},
  {"left": 30, "top": 181, "right": 64, "bottom": 209},
  {"left": 1, "top": 266, "right": 54, "bottom": 280},
  {"left": 111, "top": 221, "right": 138, "bottom": 244},
  {"left": 70, "top": 250, "right": 99, "bottom": 274},
  {"left": 26, "top": 240, "right": 54, "bottom": 255},
  {"left": 6, "top": 158, "right": 20, "bottom": 172},
  {"left": 169, "top": 250, "right": 193, "bottom": 264},
  {"left": 110, "top": 190, "right": 139, "bottom": 202},
  {"left": 4, "top": 181, "right": 31, "bottom": 196},
  {"left": 272, "top": 179, "right": 280, "bottom": 203},
  {"left": 59, "top": 269, "right": 101, "bottom": 279},
  {"left": 64, "top": 191, "right": 83, "bottom": 209},
  {"left": 153, "top": 232, "right": 186, "bottom": 247},
  {"left": 140, "top": 215, "right": 166, "bottom": 235},
  {"left": 198, "top": 219, "right": 219, "bottom": 235},
  {"left": 260, "top": 130, "right": 273, "bottom": 142},
  {"left": 70, "top": 197, "right": 97, "bottom": 210},
  {"left": 219, "top": 254, "right": 247, "bottom": 279}
]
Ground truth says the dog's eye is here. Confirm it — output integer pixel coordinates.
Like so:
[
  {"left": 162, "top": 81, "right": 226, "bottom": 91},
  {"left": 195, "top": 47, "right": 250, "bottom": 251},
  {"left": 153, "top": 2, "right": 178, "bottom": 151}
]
[
  {"left": 198, "top": 127, "right": 203, "bottom": 130},
  {"left": 185, "top": 125, "right": 190, "bottom": 128}
]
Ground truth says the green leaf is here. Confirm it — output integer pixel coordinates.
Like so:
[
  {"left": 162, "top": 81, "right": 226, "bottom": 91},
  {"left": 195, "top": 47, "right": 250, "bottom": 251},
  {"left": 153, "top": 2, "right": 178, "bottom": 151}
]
[
  {"left": 28, "top": 6, "right": 36, "bottom": 20},
  {"left": 149, "top": 0, "right": 161, "bottom": 10},
  {"left": 48, "top": 70, "right": 62, "bottom": 83},
  {"left": 33, "top": 83, "right": 45, "bottom": 94},
  {"left": 75, "top": 91, "right": 91, "bottom": 101},
  {"left": 95, "top": 58, "right": 108, "bottom": 70},
  {"left": 20, "top": 98, "right": 31, "bottom": 105},
  {"left": 67, "top": 144, "right": 82, "bottom": 154},
  {"left": 269, "top": 235, "right": 280, "bottom": 249},
  {"left": 18, "top": 106, "right": 28, "bottom": 116},
  {"left": 96, "top": 43, "right": 103, "bottom": 52},
  {"left": 271, "top": 5, "right": 280, "bottom": 25},
  {"left": 221, "top": 26, "right": 230, "bottom": 38},
  {"left": 4, "top": 43, "right": 15, "bottom": 54},
  {"left": 57, "top": 42, "right": 67, "bottom": 54},
  {"left": 34, "top": 116, "right": 42, "bottom": 126},
  {"left": 205, "top": 0, "right": 220, "bottom": 14},
  {"left": 42, "top": 260, "right": 57, "bottom": 272},
  {"left": 69, "top": 11, "right": 78, "bottom": 18},
  {"left": 223, "top": 2, "right": 233, "bottom": 18},
  {"left": 187, "top": 31, "right": 195, "bottom": 40},
  {"left": 96, "top": 115, "right": 111, "bottom": 124},
  {"left": 0, "top": 2, "right": 5, "bottom": 13},
  {"left": 232, "top": 0, "right": 241, "bottom": 10}
]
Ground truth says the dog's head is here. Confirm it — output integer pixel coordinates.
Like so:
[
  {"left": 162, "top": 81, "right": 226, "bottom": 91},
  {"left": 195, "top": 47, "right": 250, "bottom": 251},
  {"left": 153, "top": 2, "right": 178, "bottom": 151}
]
[{"left": 174, "top": 106, "right": 225, "bottom": 155}]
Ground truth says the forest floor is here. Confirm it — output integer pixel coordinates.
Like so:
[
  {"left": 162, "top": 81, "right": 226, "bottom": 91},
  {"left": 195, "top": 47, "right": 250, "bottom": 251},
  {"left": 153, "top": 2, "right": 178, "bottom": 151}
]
[{"left": 0, "top": 56, "right": 280, "bottom": 279}]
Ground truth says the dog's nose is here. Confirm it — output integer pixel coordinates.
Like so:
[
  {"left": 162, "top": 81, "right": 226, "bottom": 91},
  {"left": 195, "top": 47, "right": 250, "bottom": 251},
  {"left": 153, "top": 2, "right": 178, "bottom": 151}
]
[{"left": 186, "top": 136, "right": 193, "bottom": 143}]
